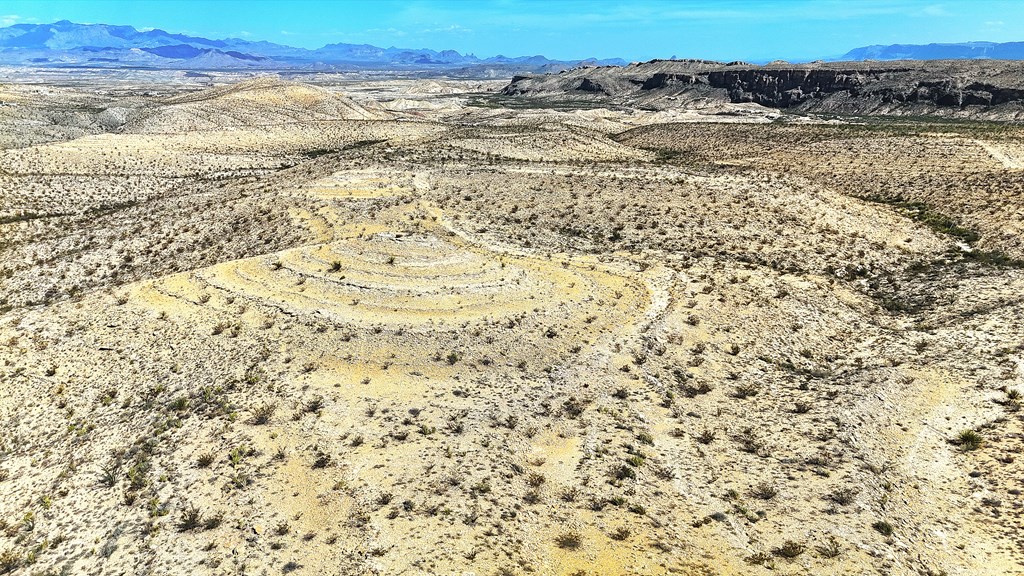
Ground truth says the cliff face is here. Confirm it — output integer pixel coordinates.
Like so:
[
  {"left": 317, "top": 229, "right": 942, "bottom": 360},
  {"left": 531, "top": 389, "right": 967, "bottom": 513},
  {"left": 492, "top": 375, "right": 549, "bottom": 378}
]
[
  {"left": 705, "top": 68, "right": 871, "bottom": 106},
  {"left": 875, "top": 81, "right": 1024, "bottom": 107},
  {"left": 640, "top": 72, "right": 702, "bottom": 90},
  {"left": 500, "top": 59, "right": 1024, "bottom": 118},
  {"left": 704, "top": 68, "right": 1024, "bottom": 108}
]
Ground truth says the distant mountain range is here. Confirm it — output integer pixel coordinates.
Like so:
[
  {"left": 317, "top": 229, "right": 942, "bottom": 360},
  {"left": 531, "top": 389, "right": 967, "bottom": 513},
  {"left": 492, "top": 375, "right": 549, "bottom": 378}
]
[
  {"left": 0, "top": 20, "right": 626, "bottom": 71},
  {"left": 841, "top": 41, "right": 1024, "bottom": 61},
  {"left": 2, "top": 21, "right": 1023, "bottom": 72}
]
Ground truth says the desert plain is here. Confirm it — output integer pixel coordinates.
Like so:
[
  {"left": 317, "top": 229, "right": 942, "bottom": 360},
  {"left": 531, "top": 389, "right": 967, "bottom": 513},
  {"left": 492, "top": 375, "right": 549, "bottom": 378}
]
[{"left": 1, "top": 67, "right": 1023, "bottom": 576}]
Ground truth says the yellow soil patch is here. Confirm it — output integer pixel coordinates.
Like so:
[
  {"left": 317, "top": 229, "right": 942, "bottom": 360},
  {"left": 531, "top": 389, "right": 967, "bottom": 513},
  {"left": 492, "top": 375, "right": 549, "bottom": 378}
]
[
  {"left": 251, "top": 427, "right": 353, "bottom": 573},
  {"left": 190, "top": 229, "right": 642, "bottom": 327},
  {"left": 527, "top": 429, "right": 582, "bottom": 486}
]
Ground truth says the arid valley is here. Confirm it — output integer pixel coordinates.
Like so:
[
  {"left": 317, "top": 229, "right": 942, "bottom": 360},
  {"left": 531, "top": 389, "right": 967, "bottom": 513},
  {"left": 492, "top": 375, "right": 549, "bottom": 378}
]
[{"left": 2, "top": 61, "right": 1024, "bottom": 576}]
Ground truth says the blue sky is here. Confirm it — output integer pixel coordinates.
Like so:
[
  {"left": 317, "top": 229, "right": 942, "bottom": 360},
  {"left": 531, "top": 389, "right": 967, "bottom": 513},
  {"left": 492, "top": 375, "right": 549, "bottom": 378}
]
[{"left": 2, "top": 1, "right": 1022, "bottom": 61}]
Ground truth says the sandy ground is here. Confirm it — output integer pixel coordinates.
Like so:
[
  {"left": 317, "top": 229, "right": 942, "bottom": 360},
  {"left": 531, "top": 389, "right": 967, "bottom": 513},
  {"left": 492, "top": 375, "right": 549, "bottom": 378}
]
[{"left": 1, "top": 75, "right": 1023, "bottom": 576}]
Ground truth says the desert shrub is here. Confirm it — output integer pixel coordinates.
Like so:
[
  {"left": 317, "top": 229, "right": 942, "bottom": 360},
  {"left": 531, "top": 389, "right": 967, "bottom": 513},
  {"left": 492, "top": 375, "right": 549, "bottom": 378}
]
[
  {"left": 696, "top": 428, "right": 716, "bottom": 444},
  {"left": 957, "top": 429, "right": 983, "bottom": 451},
  {"left": 653, "top": 463, "right": 676, "bottom": 480},
  {"left": 816, "top": 535, "right": 842, "bottom": 558},
  {"left": 682, "top": 379, "right": 714, "bottom": 397},
  {"left": 611, "top": 464, "right": 637, "bottom": 481},
  {"left": 625, "top": 454, "right": 645, "bottom": 468},
  {"left": 554, "top": 531, "right": 582, "bottom": 550},
  {"left": 773, "top": 540, "right": 805, "bottom": 558},
  {"left": 203, "top": 512, "right": 224, "bottom": 530},
  {"left": 126, "top": 459, "right": 150, "bottom": 491},
  {"left": 229, "top": 472, "right": 251, "bottom": 489},
  {"left": 744, "top": 551, "right": 773, "bottom": 566},
  {"left": 100, "top": 460, "right": 122, "bottom": 487},
  {"left": 311, "top": 448, "right": 333, "bottom": 469},
  {"left": 750, "top": 482, "right": 778, "bottom": 500},
  {"left": 733, "top": 382, "right": 759, "bottom": 399},
  {"left": 304, "top": 396, "right": 324, "bottom": 414},
  {"left": 872, "top": 520, "right": 894, "bottom": 537},
  {"left": 737, "top": 427, "right": 764, "bottom": 454},
  {"left": 244, "top": 366, "right": 264, "bottom": 385},
  {"left": 250, "top": 402, "right": 276, "bottom": 425},
  {"left": 0, "top": 549, "right": 21, "bottom": 573},
  {"left": 178, "top": 504, "right": 202, "bottom": 531},
  {"left": 228, "top": 445, "right": 253, "bottom": 468},
  {"left": 562, "top": 397, "right": 585, "bottom": 418},
  {"left": 827, "top": 487, "right": 858, "bottom": 505}
]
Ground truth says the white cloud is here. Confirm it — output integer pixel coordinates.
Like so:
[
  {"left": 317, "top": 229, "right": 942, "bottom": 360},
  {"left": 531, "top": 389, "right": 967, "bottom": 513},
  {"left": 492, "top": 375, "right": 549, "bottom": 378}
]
[
  {"left": 920, "top": 4, "right": 950, "bottom": 16},
  {"left": 1, "top": 14, "right": 21, "bottom": 27},
  {"left": 420, "top": 24, "right": 473, "bottom": 34},
  {"left": 363, "top": 27, "right": 408, "bottom": 37}
]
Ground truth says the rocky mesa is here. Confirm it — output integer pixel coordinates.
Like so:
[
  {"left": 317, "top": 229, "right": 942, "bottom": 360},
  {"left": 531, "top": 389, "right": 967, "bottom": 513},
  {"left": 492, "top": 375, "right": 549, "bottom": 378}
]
[{"left": 502, "top": 59, "right": 1024, "bottom": 119}]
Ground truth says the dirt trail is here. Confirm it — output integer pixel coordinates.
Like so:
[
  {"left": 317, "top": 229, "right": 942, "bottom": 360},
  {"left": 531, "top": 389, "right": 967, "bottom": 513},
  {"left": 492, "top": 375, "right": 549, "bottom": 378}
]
[{"left": 975, "top": 139, "right": 1023, "bottom": 170}]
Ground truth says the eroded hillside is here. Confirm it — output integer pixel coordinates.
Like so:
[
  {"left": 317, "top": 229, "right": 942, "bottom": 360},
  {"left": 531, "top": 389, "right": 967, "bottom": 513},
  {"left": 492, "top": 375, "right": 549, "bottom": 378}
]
[
  {"left": 1, "top": 75, "right": 1023, "bottom": 576},
  {"left": 502, "top": 59, "right": 1024, "bottom": 120}
]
